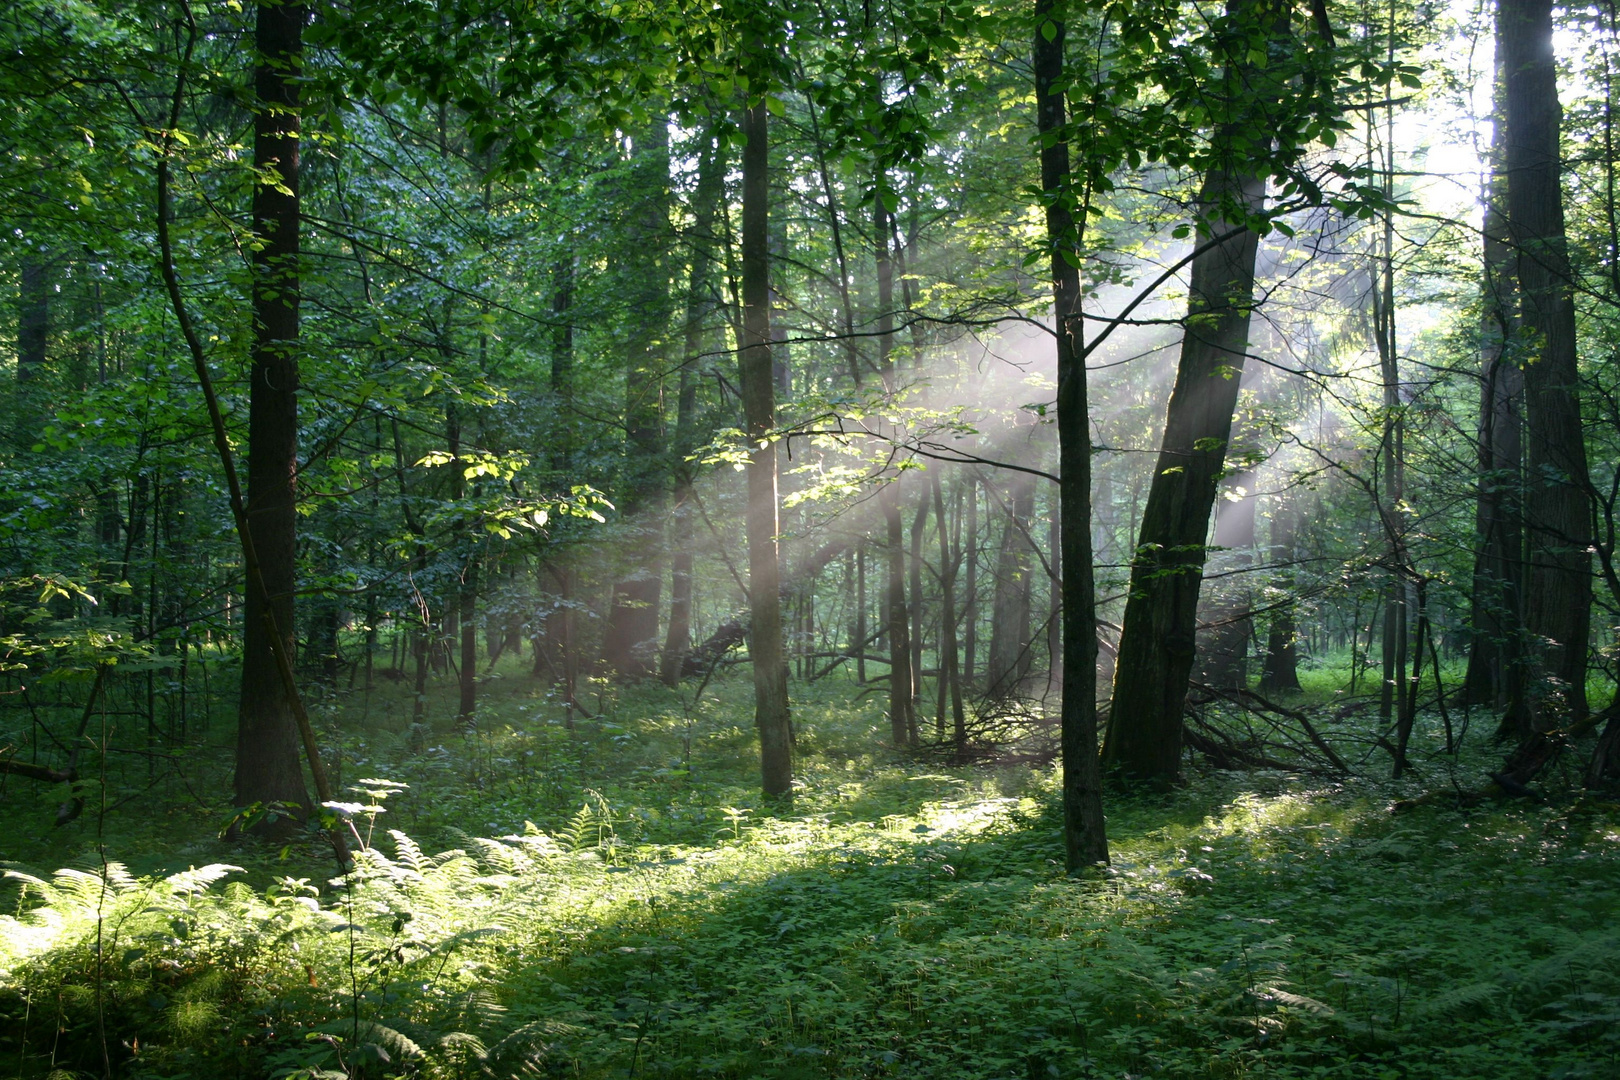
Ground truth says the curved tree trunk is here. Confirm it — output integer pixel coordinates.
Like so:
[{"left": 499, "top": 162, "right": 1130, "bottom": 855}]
[{"left": 1103, "top": 101, "right": 1268, "bottom": 781}]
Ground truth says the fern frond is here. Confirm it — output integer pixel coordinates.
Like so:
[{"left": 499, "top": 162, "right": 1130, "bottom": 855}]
[
  {"left": 164, "top": 864, "right": 243, "bottom": 895},
  {"left": 353, "top": 1019, "right": 423, "bottom": 1059},
  {"left": 1267, "top": 988, "right": 1335, "bottom": 1016},
  {"left": 1413, "top": 981, "right": 1500, "bottom": 1020}
]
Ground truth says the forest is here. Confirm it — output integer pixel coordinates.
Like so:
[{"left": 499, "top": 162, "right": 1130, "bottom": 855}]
[{"left": 1, "top": 0, "right": 1618, "bottom": 1075}]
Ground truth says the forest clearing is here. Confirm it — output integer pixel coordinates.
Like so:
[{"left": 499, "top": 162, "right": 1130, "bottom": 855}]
[{"left": 3, "top": 0, "right": 1620, "bottom": 1074}]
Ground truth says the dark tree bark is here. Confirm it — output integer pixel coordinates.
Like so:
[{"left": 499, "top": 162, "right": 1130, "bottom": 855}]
[
  {"left": 1500, "top": 0, "right": 1592, "bottom": 732},
  {"left": 740, "top": 98, "right": 792, "bottom": 797},
  {"left": 1103, "top": 23, "right": 1269, "bottom": 781},
  {"left": 235, "top": 0, "right": 310, "bottom": 813},
  {"left": 1036, "top": 0, "right": 1109, "bottom": 867}
]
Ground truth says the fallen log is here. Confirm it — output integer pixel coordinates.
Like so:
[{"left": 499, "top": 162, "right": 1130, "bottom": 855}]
[{"left": 680, "top": 537, "right": 852, "bottom": 677}]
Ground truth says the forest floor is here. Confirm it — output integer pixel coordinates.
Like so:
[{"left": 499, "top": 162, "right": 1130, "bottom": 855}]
[{"left": 2, "top": 658, "right": 1618, "bottom": 1079}]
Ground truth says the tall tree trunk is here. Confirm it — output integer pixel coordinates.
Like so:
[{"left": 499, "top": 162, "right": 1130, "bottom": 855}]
[
  {"left": 602, "top": 116, "right": 673, "bottom": 678},
  {"left": 856, "top": 540, "right": 868, "bottom": 684},
  {"left": 1103, "top": 13, "right": 1270, "bottom": 780},
  {"left": 1036, "top": 0, "right": 1108, "bottom": 867},
  {"left": 1501, "top": 0, "right": 1592, "bottom": 732},
  {"left": 909, "top": 490, "right": 927, "bottom": 736},
  {"left": 235, "top": 0, "right": 309, "bottom": 813},
  {"left": 964, "top": 474, "right": 979, "bottom": 684},
  {"left": 662, "top": 132, "right": 726, "bottom": 685},
  {"left": 1463, "top": 35, "right": 1524, "bottom": 709},
  {"left": 876, "top": 172, "right": 915, "bottom": 746},
  {"left": 449, "top": 404, "right": 477, "bottom": 726},
  {"left": 740, "top": 97, "right": 792, "bottom": 797},
  {"left": 538, "top": 254, "right": 578, "bottom": 700},
  {"left": 933, "top": 472, "right": 967, "bottom": 752}
]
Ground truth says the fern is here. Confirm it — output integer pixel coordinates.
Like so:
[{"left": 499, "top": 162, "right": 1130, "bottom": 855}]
[{"left": 1413, "top": 981, "right": 1501, "bottom": 1021}]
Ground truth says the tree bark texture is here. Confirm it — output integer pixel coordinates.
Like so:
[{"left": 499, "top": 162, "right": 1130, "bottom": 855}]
[
  {"left": 235, "top": 0, "right": 310, "bottom": 813},
  {"left": 740, "top": 99, "right": 792, "bottom": 797},
  {"left": 1500, "top": 0, "right": 1592, "bottom": 729}
]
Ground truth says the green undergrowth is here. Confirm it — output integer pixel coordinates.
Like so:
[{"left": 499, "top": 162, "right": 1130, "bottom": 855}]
[{"left": 2, "top": 671, "right": 1618, "bottom": 1078}]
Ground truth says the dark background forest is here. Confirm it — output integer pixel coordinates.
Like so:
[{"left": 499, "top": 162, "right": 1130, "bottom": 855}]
[{"left": 1, "top": 0, "right": 1618, "bottom": 1075}]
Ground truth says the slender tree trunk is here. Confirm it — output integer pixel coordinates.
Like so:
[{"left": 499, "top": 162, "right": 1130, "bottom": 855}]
[
  {"left": 1036, "top": 0, "right": 1108, "bottom": 867},
  {"left": 603, "top": 116, "right": 672, "bottom": 678},
  {"left": 932, "top": 472, "right": 967, "bottom": 757},
  {"left": 909, "top": 490, "right": 927, "bottom": 738},
  {"left": 1501, "top": 0, "right": 1592, "bottom": 732},
  {"left": 448, "top": 405, "right": 478, "bottom": 726},
  {"left": 876, "top": 172, "right": 914, "bottom": 747},
  {"left": 538, "top": 254, "right": 577, "bottom": 698},
  {"left": 1103, "top": 16, "right": 1270, "bottom": 780},
  {"left": 964, "top": 475, "right": 979, "bottom": 684},
  {"left": 856, "top": 540, "right": 868, "bottom": 683},
  {"left": 740, "top": 98, "right": 791, "bottom": 798},
  {"left": 235, "top": 0, "right": 310, "bottom": 812},
  {"left": 663, "top": 133, "right": 727, "bottom": 685}
]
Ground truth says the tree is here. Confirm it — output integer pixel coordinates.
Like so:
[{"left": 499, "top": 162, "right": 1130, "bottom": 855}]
[
  {"left": 234, "top": 0, "right": 310, "bottom": 815},
  {"left": 740, "top": 88, "right": 793, "bottom": 799},
  {"left": 1499, "top": 0, "right": 1592, "bottom": 734},
  {"left": 1034, "top": 0, "right": 1108, "bottom": 869},
  {"left": 1103, "top": 50, "right": 1271, "bottom": 778}
]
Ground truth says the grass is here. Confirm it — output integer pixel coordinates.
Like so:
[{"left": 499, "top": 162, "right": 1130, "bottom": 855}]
[{"left": 1, "top": 658, "right": 1618, "bottom": 1078}]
